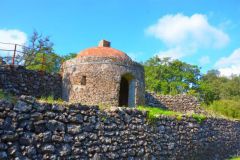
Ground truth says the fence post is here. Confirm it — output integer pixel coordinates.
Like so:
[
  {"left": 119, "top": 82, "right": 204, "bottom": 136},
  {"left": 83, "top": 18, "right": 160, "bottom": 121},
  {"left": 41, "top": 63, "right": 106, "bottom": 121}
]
[{"left": 12, "top": 44, "right": 17, "bottom": 65}]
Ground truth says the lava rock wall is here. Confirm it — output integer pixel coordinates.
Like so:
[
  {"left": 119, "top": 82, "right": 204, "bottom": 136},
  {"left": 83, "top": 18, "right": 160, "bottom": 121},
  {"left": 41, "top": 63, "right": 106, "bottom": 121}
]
[
  {"left": 145, "top": 92, "right": 202, "bottom": 113},
  {"left": 0, "top": 65, "right": 62, "bottom": 98},
  {"left": 0, "top": 97, "right": 239, "bottom": 160}
]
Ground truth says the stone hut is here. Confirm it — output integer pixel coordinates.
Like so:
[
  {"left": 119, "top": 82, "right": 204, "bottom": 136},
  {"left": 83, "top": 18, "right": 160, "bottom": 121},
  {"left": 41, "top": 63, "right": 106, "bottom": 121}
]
[{"left": 61, "top": 40, "right": 145, "bottom": 107}]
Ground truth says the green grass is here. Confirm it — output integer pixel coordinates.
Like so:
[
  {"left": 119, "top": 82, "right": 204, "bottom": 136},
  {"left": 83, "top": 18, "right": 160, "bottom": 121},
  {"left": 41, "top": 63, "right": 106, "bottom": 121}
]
[
  {"left": 191, "top": 113, "right": 207, "bottom": 123},
  {"left": 229, "top": 156, "right": 240, "bottom": 160},
  {"left": 39, "top": 95, "right": 64, "bottom": 104},
  {"left": 137, "top": 106, "right": 179, "bottom": 124},
  {"left": 98, "top": 103, "right": 112, "bottom": 111},
  {"left": 0, "top": 90, "right": 64, "bottom": 104},
  {"left": 0, "top": 89, "right": 17, "bottom": 103},
  {"left": 0, "top": 89, "right": 4, "bottom": 99},
  {"left": 204, "top": 99, "right": 240, "bottom": 120},
  {"left": 138, "top": 106, "right": 181, "bottom": 117},
  {"left": 137, "top": 106, "right": 206, "bottom": 124}
]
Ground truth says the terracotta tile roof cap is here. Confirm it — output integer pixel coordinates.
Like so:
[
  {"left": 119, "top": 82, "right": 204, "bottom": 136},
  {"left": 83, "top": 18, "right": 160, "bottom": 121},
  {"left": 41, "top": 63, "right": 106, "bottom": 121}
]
[{"left": 76, "top": 40, "right": 132, "bottom": 61}]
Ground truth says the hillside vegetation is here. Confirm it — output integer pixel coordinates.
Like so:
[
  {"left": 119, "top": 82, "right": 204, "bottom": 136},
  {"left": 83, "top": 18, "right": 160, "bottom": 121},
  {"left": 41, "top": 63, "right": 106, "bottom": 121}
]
[
  {"left": 144, "top": 56, "right": 240, "bottom": 120},
  {"left": 204, "top": 99, "right": 240, "bottom": 120}
]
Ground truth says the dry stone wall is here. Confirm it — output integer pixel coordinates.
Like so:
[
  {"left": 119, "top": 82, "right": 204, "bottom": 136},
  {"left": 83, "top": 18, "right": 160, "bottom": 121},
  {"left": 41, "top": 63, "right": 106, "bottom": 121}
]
[
  {"left": 0, "top": 96, "right": 239, "bottom": 160},
  {"left": 0, "top": 65, "right": 62, "bottom": 98},
  {"left": 145, "top": 92, "right": 202, "bottom": 113}
]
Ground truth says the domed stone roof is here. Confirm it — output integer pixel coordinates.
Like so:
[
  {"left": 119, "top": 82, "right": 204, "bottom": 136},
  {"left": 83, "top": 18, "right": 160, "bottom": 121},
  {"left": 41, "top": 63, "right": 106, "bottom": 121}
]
[{"left": 76, "top": 40, "right": 132, "bottom": 61}]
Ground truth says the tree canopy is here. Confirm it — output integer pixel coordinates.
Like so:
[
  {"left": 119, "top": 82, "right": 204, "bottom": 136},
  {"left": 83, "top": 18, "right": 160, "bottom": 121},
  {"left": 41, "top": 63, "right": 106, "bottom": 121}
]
[
  {"left": 20, "top": 31, "right": 77, "bottom": 73},
  {"left": 144, "top": 57, "right": 240, "bottom": 104},
  {"left": 144, "top": 56, "right": 201, "bottom": 95},
  {"left": 200, "top": 70, "right": 240, "bottom": 103}
]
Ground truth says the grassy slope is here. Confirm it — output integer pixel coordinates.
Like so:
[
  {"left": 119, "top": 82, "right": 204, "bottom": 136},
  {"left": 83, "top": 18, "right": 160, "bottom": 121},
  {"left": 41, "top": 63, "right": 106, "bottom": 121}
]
[
  {"left": 203, "top": 99, "right": 240, "bottom": 120},
  {"left": 229, "top": 157, "right": 240, "bottom": 160}
]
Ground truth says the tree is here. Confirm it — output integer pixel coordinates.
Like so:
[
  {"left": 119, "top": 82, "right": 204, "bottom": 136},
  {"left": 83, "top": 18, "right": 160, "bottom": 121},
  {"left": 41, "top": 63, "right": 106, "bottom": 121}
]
[
  {"left": 144, "top": 56, "right": 201, "bottom": 95},
  {"left": 18, "top": 31, "right": 77, "bottom": 73},
  {"left": 26, "top": 52, "right": 62, "bottom": 73},
  {"left": 199, "top": 69, "right": 222, "bottom": 103},
  {"left": 199, "top": 70, "right": 240, "bottom": 103},
  {"left": 17, "top": 31, "right": 54, "bottom": 67},
  {"left": 226, "top": 76, "right": 240, "bottom": 99}
]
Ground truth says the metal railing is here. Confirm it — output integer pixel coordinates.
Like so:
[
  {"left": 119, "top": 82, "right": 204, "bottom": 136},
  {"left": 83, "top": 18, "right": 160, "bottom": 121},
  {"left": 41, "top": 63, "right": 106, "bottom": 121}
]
[
  {"left": 0, "top": 41, "right": 30, "bottom": 65},
  {"left": 0, "top": 41, "right": 63, "bottom": 73}
]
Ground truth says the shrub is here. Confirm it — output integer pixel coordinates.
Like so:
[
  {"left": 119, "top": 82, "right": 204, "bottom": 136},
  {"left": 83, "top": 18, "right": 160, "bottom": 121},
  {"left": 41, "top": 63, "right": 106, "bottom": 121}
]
[{"left": 205, "top": 99, "right": 240, "bottom": 120}]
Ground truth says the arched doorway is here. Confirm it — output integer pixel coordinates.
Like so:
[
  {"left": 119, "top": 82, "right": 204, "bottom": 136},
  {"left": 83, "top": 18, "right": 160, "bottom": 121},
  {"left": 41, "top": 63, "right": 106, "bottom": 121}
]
[
  {"left": 119, "top": 74, "right": 136, "bottom": 107},
  {"left": 119, "top": 76, "right": 129, "bottom": 106}
]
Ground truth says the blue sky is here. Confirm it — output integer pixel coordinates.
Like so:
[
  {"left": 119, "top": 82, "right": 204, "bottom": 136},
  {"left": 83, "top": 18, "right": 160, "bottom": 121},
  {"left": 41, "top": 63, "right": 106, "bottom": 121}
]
[{"left": 1, "top": 0, "right": 240, "bottom": 76}]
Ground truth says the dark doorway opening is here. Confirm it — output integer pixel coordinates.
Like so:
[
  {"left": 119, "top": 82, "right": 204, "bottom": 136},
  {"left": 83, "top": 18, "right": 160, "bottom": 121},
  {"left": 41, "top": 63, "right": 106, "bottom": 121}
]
[{"left": 119, "top": 77, "right": 129, "bottom": 106}]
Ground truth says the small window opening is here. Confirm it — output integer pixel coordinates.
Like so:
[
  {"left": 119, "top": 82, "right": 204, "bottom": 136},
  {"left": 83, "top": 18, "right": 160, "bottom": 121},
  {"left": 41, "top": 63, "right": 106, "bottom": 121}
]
[{"left": 81, "top": 76, "right": 86, "bottom": 85}]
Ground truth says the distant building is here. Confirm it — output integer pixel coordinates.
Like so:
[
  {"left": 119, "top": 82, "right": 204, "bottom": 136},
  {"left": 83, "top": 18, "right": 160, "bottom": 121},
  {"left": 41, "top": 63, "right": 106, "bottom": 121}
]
[{"left": 61, "top": 40, "right": 145, "bottom": 107}]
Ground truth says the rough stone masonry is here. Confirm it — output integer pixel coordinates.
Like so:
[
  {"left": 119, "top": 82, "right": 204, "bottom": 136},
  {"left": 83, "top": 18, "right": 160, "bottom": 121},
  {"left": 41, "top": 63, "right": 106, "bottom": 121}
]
[
  {"left": 61, "top": 40, "right": 145, "bottom": 107},
  {"left": 0, "top": 96, "right": 239, "bottom": 160},
  {"left": 0, "top": 65, "right": 62, "bottom": 98},
  {"left": 145, "top": 92, "right": 203, "bottom": 113}
]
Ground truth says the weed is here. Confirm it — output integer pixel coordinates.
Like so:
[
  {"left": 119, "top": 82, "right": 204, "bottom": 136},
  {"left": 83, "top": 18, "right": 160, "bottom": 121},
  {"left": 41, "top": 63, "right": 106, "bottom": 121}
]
[
  {"left": 203, "top": 99, "right": 240, "bottom": 120},
  {"left": 99, "top": 114, "right": 108, "bottom": 122},
  {"left": 0, "top": 89, "right": 17, "bottom": 103},
  {"left": 176, "top": 114, "right": 183, "bottom": 121},
  {"left": 39, "top": 95, "right": 64, "bottom": 104},
  {"left": 137, "top": 106, "right": 182, "bottom": 124},
  {"left": 192, "top": 114, "right": 206, "bottom": 123},
  {"left": 137, "top": 106, "right": 208, "bottom": 124}
]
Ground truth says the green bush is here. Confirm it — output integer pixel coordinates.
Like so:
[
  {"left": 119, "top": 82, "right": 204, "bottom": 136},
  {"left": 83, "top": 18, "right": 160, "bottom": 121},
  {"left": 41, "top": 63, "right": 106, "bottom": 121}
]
[{"left": 205, "top": 99, "right": 240, "bottom": 120}]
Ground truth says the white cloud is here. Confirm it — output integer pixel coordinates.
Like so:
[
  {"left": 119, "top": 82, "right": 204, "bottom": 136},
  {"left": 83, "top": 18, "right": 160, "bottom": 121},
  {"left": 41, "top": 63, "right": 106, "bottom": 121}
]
[
  {"left": 0, "top": 29, "right": 27, "bottom": 57},
  {"left": 146, "top": 13, "right": 229, "bottom": 59},
  {"left": 215, "top": 48, "right": 240, "bottom": 76},
  {"left": 218, "top": 66, "right": 240, "bottom": 77},
  {"left": 199, "top": 56, "right": 210, "bottom": 65},
  {"left": 215, "top": 48, "right": 240, "bottom": 67}
]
